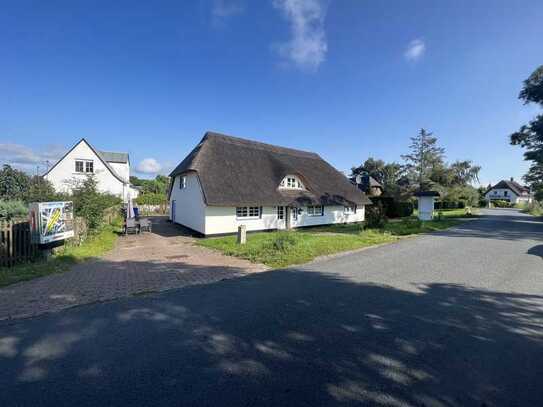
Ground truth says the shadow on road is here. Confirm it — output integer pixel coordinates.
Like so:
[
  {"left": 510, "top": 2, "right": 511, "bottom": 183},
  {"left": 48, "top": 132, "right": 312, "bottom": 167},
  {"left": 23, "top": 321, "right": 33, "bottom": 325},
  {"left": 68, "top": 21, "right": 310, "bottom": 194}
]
[{"left": 1, "top": 264, "right": 542, "bottom": 406}]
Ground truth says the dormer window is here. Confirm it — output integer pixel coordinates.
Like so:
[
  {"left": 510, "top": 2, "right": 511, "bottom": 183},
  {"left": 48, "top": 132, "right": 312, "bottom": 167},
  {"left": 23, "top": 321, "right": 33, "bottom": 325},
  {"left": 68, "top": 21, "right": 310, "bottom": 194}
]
[{"left": 279, "top": 175, "right": 304, "bottom": 190}]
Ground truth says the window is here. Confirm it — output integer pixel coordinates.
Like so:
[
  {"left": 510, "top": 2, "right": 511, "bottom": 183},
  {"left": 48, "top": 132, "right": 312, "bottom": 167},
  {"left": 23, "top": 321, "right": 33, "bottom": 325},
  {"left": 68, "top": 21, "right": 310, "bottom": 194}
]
[
  {"left": 504, "top": 191, "right": 508, "bottom": 196},
  {"left": 180, "top": 176, "right": 187, "bottom": 189},
  {"left": 307, "top": 205, "right": 324, "bottom": 216},
  {"left": 494, "top": 191, "right": 498, "bottom": 195},
  {"left": 75, "top": 160, "right": 84, "bottom": 173},
  {"left": 236, "top": 206, "right": 260, "bottom": 219},
  {"left": 279, "top": 175, "right": 304, "bottom": 190},
  {"left": 344, "top": 206, "right": 356, "bottom": 214},
  {"left": 277, "top": 206, "right": 284, "bottom": 220},
  {"left": 85, "top": 161, "right": 94, "bottom": 173}
]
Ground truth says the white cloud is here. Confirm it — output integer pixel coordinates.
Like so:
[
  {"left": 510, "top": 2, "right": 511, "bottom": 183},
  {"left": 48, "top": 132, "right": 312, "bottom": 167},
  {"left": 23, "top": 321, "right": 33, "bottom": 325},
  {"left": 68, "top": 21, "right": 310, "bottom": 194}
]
[
  {"left": 404, "top": 39, "right": 426, "bottom": 62},
  {"left": 212, "top": 0, "right": 244, "bottom": 26},
  {"left": 0, "top": 143, "right": 65, "bottom": 173},
  {"left": 272, "top": 0, "right": 328, "bottom": 71},
  {"left": 136, "top": 158, "right": 162, "bottom": 174}
]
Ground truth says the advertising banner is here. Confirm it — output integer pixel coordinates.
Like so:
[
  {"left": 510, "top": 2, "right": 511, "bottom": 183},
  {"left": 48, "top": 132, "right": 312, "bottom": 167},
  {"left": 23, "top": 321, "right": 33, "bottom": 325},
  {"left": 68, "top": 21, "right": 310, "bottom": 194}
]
[{"left": 29, "top": 201, "right": 75, "bottom": 244}]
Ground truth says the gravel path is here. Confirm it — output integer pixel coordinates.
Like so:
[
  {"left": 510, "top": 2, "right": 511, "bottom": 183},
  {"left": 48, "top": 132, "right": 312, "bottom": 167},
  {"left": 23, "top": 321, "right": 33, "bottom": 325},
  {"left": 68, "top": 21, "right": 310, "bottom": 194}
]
[{"left": 1, "top": 209, "right": 542, "bottom": 406}]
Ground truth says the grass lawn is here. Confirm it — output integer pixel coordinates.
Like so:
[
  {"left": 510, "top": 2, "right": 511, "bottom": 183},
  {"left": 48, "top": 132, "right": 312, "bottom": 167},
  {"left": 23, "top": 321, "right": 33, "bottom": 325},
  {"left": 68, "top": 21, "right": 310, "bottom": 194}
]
[
  {"left": 199, "top": 229, "right": 398, "bottom": 268},
  {"left": 198, "top": 215, "right": 467, "bottom": 268},
  {"left": 0, "top": 224, "right": 119, "bottom": 288}
]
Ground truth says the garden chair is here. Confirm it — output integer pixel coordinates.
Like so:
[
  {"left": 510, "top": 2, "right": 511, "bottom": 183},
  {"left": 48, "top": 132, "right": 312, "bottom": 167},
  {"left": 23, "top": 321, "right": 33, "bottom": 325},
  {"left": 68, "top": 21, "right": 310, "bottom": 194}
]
[
  {"left": 139, "top": 218, "right": 152, "bottom": 233},
  {"left": 125, "top": 218, "right": 139, "bottom": 235}
]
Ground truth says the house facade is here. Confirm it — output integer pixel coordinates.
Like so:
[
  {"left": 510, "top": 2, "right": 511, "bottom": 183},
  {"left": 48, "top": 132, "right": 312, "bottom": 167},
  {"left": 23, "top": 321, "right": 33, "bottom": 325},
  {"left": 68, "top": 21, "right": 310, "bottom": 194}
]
[
  {"left": 168, "top": 132, "right": 371, "bottom": 236},
  {"left": 44, "top": 139, "right": 139, "bottom": 202},
  {"left": 351, "top": 174, "right": 383, "bottom": 197},
  {"left": 484, "top": 179, "right": 533, "bottom": 204}
]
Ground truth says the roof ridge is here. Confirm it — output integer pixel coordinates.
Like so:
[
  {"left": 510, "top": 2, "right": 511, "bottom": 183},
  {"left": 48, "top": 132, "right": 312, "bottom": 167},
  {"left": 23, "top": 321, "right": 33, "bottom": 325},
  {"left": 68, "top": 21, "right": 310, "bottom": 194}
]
[{"left": 204, "top": 131, "right": 320, "bottom": 159}]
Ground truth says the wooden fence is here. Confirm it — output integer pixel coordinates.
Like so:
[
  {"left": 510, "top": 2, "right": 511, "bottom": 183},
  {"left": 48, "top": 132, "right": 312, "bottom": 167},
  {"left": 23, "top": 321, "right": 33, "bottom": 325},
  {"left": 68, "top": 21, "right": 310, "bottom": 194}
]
[{"left": 0, "top": 220, "right": 39, "bottom": 268}]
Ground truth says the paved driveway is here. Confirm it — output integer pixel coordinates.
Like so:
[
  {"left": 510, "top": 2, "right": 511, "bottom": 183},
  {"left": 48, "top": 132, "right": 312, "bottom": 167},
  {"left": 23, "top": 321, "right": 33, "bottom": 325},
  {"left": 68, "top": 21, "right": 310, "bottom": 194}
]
[
  {"left": 1, "top": 209, "right": 542, "bottom": 406},
  {"left": 0, "top": 217, "right": 266, "bottom": 320}
]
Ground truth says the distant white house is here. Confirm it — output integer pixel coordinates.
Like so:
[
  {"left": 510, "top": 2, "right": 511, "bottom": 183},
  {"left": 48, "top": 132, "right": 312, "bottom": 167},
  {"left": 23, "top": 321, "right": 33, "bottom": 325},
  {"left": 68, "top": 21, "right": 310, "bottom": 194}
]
[
  {"left": 484, "top": 178, "right": 533, "bottom": 205},
  {"left": 44, "top": 139, "right": 139, "bottom": 202},
  {"left": 168, "top": 132, "right": 371, "bottom": 236}
]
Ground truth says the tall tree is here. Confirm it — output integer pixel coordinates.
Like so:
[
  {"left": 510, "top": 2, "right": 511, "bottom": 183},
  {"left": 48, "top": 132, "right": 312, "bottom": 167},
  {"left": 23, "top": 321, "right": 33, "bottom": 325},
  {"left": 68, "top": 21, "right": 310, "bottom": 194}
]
[
  {"left": 510, "top": 65, "right": 543, "bottom": 196},
  {"left": 401, "top": 128, "right": 445, "bottom": 190}
]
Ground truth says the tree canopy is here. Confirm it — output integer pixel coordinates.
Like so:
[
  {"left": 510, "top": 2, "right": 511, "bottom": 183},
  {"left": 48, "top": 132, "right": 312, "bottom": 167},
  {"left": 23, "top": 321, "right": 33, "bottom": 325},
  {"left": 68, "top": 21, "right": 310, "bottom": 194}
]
[
  {"left": 351, "top": 128, "right": 482, "bottom": 206},
  {"left": 401, "top": 128, "right": 445, "bottom": 190},
  {"left": 510, "top": 65, "right": 543, "bottom": 199},
  {"left": 130, "top": 175, "right": 170, "bottom": 195}
]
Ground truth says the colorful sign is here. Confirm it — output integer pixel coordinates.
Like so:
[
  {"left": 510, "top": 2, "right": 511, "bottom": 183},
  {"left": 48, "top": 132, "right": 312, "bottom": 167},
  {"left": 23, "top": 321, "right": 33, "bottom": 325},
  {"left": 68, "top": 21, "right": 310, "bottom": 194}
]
[{"left": 29, "top": 202, "right": 75, "bottom": 244}]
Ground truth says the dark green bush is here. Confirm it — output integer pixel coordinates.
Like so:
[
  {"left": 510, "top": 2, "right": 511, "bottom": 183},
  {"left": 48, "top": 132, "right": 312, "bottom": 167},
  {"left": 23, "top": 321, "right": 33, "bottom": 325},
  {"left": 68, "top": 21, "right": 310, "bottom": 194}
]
[
  {"left": 365, "top": 202, "right": 388, "bottom": 229},
  {"left": 370, "top": 197, "right": 413, "bottom": 218}
]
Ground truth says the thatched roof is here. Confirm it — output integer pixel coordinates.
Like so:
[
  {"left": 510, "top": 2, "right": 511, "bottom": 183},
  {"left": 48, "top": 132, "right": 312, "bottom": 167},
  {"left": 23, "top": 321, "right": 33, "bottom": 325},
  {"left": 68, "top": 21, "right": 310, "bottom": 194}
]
[{"left": 170, "top": 132, "right": 371, "bottom": 207}]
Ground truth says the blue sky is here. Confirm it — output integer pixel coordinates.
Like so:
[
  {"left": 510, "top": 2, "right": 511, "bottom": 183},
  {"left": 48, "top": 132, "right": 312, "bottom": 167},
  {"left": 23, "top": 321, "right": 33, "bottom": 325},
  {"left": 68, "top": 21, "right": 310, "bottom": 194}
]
[{"left": 1, "top": 0, "right": 542, "bottom": 186}]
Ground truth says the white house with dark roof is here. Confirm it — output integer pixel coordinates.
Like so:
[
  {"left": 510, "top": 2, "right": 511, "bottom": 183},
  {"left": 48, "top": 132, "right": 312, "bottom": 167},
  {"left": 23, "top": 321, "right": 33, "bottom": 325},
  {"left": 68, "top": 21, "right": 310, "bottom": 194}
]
[
  {"left": 44, "top": 139, "right": 139, "bottom": 202},
  {"left": 168, "top": 132, "right": 371, "bottom": 236},
  {"left": 484, "top": 178, "right": 533, "bottom": 204}
]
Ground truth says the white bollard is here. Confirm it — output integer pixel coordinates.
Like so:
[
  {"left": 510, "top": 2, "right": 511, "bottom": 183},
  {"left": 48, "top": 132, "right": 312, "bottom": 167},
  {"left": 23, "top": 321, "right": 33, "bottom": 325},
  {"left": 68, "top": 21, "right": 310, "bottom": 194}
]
[{"left": 237, "top": 225, "right": 247, "bottom": 245}]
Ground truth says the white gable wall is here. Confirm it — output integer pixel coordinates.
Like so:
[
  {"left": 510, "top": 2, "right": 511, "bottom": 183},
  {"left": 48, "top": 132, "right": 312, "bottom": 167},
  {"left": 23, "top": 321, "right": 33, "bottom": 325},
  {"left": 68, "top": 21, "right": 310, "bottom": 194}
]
[
  {"left": 169, "top": 173, "right": 206, "bottom": 233},
  {"left": 109, "top": 162, "right": 130, "bottom": 183},
  {"left": 45, "top": 140, "right": 127, "bottom": 199}
]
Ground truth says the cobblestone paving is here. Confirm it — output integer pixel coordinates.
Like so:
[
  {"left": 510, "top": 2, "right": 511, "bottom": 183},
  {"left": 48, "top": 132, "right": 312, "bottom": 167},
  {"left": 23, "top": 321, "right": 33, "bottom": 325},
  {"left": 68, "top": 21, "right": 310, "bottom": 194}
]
[{"left": 0, "top": 218, "right": 267, "bottom": 320}]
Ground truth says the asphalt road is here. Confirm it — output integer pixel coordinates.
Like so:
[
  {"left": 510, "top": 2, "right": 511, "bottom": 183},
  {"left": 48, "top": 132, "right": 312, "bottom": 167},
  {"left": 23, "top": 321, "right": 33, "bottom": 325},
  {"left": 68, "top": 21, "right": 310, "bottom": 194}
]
[{"left": 1, "top": 209, "right": 542, "bottom": 406}]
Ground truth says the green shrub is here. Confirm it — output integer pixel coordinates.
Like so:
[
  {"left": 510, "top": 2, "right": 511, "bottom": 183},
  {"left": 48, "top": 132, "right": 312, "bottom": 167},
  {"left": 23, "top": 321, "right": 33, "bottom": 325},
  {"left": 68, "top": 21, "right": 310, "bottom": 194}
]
[
  {"left": 71, "top": 175, "right": 122, "bottom": 230},
  {"left": 135, "top": 193, "right": 167, "bottom": 206},
  {"left": 491, "top": 200, "right": 515, "bottom": 208},
  {"left": 365, "top": 202, "right": 388, "bottom": 229},
  {"left": 0, "top": 200, "right": 28, "bottom": 220}
]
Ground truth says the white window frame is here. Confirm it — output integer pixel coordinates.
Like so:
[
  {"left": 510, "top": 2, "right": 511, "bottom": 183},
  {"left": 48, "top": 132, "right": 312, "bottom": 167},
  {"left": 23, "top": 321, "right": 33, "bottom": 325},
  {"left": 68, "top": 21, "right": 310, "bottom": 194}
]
[
  {"left": 277, "top": 206, "right": 285, "bottom": 220},
  {"left": 236, "top": 206, "right": 261, "bottom": 219},
  {"left": 75, "top": 159, "right": 93, "bottom": 173},
  {"left": 344, "top": 206, "right": 356, "bottom": 215},
  {"left": 307, "top": 205, "right": 324, "bottom": 216},
  {"left": 75, "top": 160, "right": 84, "bottom": 173},
  {"left": 179, "top": 176, "right": 187, "bottom": 189},
  {"left": 279, "top": 175, "right": 304, "bottom": 190}
]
